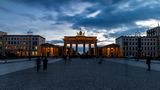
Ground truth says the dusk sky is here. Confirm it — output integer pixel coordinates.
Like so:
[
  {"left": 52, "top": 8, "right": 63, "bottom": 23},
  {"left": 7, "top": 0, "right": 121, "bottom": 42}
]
[{"left": 0, "top": 0, "right": 160, "bottom": 46}]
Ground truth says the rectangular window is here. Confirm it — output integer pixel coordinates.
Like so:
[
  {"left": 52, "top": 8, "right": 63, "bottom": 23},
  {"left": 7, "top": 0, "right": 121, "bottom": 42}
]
[
  {"left": 14, "top": 41, "right": 16, "bottom": 44},
  {"left": 32, "top": 41, "right": 38, "bottom": 45},
  {"left": 11, "top": 41, "right": 13, "bottom": 44},
  {"left": 123, "top": 47, "right": 125, "bottom": 50}
]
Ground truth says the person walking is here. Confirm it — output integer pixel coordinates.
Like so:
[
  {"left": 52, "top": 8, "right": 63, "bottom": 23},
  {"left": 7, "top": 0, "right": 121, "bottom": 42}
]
[
  {"left": 146, "top": 55, "right": 151, "bottom": 71},
  {"left": 43, "top": 57, "right": 48, "bottom": 71},
  {"left": 63, "top": 54, "right": 67, "bottom": 64},
  {"left": 98, "top": 56, "right": 103, "bottom": 64},
  {"left": 36, "top": 57, "right": 41, "bottom": 72}
]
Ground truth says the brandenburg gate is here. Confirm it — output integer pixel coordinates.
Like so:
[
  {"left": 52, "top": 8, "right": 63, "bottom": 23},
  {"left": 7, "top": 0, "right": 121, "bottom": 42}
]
[{"left": 63, "top": 31, "right": 97, "bottom": 56}]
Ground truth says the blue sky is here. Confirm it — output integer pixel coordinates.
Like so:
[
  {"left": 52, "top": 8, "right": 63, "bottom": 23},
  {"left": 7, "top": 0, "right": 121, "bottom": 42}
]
[{"left": 0, "top": 0, "right": 160, "bottom": 46}]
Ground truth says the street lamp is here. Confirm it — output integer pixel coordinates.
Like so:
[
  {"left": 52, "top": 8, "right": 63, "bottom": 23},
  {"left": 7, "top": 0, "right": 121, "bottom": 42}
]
[
  {"left": 28, "top": 30, "right": 33, "bottom": 61},
  {"left": 28, "top": 35, "right": 31, "bottom": 61},
  {"left": 135, "top": 31, "right": 141, "bottom": 61}
]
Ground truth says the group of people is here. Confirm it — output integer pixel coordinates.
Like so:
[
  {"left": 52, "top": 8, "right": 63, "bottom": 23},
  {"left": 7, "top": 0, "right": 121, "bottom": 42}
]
[
  {"left": 63, "top": 55, "right": 72, "bottom": 64},
  {"left": 36, "top": 57, "right": 48, "bottom": 72},
  {"left": 35, "top": 54, "right": 152, "bottom": 71}
]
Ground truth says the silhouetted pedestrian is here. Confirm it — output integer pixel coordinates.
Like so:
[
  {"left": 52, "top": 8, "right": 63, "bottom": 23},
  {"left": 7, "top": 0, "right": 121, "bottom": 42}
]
[
  {"left": 63, "top": 55, "right": 67, "bottom": 64},
  {"left": 98, "top": 56, "right": 103, "bottom": 64},
  {"left": 43, "top": 57, "right": 48, "bottom": 71},
  {"left": 36, "top": 57, "right": 41, "bottom": 72},
  {"left": 146, "top": 56, "right": 151, "bottom": 71}
]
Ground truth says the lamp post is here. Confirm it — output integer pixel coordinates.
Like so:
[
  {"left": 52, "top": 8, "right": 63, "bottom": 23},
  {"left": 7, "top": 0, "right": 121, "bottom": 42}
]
[
  {"left": 135, "top": 31, "right": 141, "bottom": 61},
  {"left": 28, "top": 35, "right": 31, "bottom": 61},
  {"left": 95, "top": 31, "right": 100, "bottom": 57}
]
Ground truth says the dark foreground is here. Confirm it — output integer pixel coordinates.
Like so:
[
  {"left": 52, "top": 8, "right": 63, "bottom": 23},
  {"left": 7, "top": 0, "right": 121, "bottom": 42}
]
[{"left": 0, "top": 58, "right": 160, "bottom": 90}]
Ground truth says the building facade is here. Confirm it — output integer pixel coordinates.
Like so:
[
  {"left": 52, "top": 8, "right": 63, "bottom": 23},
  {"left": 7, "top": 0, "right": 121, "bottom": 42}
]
[
  {"left": 116, "top": 36, "right": 158, "bottom": 58},
  {"left": 5, "top": 35, "right": 45, "bottom": 57},
  {"left": 100, "top": 44, "right": 122, "bottom": 57},
  {"left": 116, "top": 26, "right": 160, "bottom": 58},
  {"left": 0, "top": 31, "right": 45, "bottom": 57},
  {"left": 40, "top": 43, "right": 62, "bottom": 57},
  {"left": 147, "top": 26, "right": 160, "bottom": 36},
  {"left": 0, "top": 31, "right": 7, "bottom": 57}
]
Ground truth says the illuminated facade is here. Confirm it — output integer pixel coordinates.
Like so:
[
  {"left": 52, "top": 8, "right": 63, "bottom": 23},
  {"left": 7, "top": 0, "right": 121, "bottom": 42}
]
[
  {"left": 0, "top": 32, "right": 45, "bottom": 57},
  {"left": 63, "top": 31, "right": 97, "bottom": 56},
  {"left": 40, "top": 43, "right": 62, "bottom": 57},
  {"left": 100, "top": 44, "right": 122, "bottom": 57}
]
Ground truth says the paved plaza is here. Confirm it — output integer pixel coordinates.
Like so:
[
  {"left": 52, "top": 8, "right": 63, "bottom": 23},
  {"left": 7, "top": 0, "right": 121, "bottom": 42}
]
[{"left": 0, "top": 58, "right": 160, "bottom": 90}]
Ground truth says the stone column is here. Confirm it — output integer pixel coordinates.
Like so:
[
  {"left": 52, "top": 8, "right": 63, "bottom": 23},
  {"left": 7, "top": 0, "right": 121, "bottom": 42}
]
[
  {"left": 70, "top": 44, "right": 72, "bottom": 55},
  {"left": 89, "top": 44, "right": 91, "bottom": 55},
  {"left": 76, "top": 43, "right": 78, "bottom": 55},
  {"left": 83, "top": 43, "right": 85, "bottom": 54},
  {"left": 109, "top": 47, "right": 111, "bottom": 57},
  {"left": 106, "top": 48, "right": 107, "bottom": 57},
  {"left": 118, "top": 47, "right": 120, "bottom": 57},
  {"left": 94, "top": 43, "right": 97, "bottom": 56},
  {"left": 114, "top": 47, "right": 116, "bottom": 57},
  {"left": 64, "top": 42, "right": 67, "bottom": 55}
]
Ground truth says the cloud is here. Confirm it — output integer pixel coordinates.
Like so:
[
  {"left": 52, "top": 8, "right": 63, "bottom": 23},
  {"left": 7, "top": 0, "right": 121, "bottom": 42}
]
[
  {"left": 86, "top": 10, "right": 101, "bottom": 18},
  {"left": 135, "top": 19, "right": 160, "bottom": 28},
  {"left": 20, "top": 13, "right": 37, "bottom": 20},
  {"left": 0, "top": 0, "right": 160, "bottom": 46},
  {"left": 47, "top": 40, "right": 64, "bottom": 44},
  {"left": 0, "top": 6, "right": 12, "bottom": 13},
  {"left": 40, "top": 14, "right": 55, "bottom": 21}
]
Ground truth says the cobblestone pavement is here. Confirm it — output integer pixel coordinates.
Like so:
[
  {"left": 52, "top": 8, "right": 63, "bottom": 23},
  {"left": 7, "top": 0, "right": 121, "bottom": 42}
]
[
  {"left": 0, "top": 58, "right": 61, "bottom": 75},
  {"left": 107, "top": 58, "right": 160, "bottom": 71},
  {"left": 0, "top": 58, "right": 160, "bottom": 90}
]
